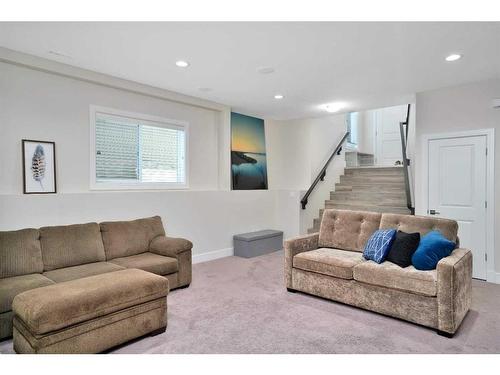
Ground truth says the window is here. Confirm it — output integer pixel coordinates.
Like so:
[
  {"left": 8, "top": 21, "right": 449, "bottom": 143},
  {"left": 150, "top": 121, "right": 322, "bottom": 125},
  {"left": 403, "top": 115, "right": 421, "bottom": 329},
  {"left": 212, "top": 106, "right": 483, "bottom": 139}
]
[
  {"left": 346, "top": 112, "right": 358, "bottom": 147},
  {"left": 90, "top": 106, "right": 188, "bottom": 189}
]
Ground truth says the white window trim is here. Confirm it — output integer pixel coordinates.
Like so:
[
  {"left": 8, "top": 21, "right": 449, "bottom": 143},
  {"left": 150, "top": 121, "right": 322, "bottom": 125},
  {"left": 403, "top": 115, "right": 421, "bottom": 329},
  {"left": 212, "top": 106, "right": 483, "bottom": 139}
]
[{"left": 89, "top": 105, "right": 189, "bottom": 190}]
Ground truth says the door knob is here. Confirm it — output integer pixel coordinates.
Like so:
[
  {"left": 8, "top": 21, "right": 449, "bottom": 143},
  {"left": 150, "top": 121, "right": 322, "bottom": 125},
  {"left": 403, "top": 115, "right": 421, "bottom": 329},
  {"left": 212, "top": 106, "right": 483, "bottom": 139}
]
[{"left": 429, "top": 209, "right": 440, "bottom": 215}]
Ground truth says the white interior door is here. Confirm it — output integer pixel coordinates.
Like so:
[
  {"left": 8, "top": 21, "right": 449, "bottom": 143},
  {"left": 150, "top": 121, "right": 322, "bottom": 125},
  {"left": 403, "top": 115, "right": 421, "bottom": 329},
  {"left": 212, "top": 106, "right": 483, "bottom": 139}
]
[
  {"left": 375, "top": 105, "right": 407, "bottom": 166},
  {"left": 428, "top": 135, "right": 487, "bottom": 280}
]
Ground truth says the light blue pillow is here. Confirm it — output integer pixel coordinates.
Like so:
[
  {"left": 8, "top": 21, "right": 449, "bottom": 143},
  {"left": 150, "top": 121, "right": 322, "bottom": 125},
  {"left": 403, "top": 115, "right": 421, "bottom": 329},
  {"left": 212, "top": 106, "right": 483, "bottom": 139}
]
[
  {"left": 412, "top": 230, "right": 456, "bottom": 270},
  {"left": 363, "top": 229, "right": 397, "bottom": 264}
]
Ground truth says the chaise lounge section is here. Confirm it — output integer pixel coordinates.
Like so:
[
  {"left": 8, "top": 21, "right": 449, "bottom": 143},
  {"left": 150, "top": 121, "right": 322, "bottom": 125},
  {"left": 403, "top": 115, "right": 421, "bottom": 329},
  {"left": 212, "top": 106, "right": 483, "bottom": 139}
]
[
  {"left": 12, "top": 268, "right": 169, "bottom": 354},
  {"left": 285, "top": 209, "right": 472, "bottom": 336},
  {"left": 0, "top": 216, "right": 192, "bottom": 340}
]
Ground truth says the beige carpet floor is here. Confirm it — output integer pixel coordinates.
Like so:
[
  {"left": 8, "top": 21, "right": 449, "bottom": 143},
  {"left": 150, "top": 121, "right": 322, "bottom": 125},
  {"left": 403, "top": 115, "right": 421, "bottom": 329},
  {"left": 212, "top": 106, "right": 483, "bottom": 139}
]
[{"left": 2, "top": 250, "right": 500, "bottom": 354}]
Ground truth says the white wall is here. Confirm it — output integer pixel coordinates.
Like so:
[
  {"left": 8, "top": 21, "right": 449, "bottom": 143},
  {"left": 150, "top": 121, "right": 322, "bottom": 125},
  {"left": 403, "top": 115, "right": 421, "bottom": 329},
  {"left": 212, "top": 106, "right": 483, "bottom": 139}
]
[
  {"left": 266, "top": 115, "right": 347, "bottom": 234},
  {"left": 415, "top": 79, "right": 500, "bottom": 277},
  {"left": 0, "top": 53, "right": 301, "bottom": 262},
  {"left": 265, "top": 119, "right": 310, "bottom": 191},
  {"left": 0, "top": 191, "right": 277, "bottom": 262},
  {"left": 0, "top": 61, "right": 220, "bottom": 194},
  {"left": 356, "top": 111, "right": 376, "bottom": 155}
]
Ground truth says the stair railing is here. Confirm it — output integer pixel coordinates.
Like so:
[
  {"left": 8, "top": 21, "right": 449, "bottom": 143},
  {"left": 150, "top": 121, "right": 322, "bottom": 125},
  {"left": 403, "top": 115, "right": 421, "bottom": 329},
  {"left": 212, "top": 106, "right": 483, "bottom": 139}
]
[
  {"left": 399, "top": 104, "right": 415, "bottom": 215},
  {"left": 300, "top": 132, "right": 350, "bottom": 209}
]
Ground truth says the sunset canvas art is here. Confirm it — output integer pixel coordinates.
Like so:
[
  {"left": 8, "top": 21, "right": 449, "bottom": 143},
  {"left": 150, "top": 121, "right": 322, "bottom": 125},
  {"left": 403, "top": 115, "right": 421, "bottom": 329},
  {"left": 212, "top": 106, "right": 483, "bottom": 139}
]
[{"left": 231, "top": 112, "right": 268, "bottom": 190}]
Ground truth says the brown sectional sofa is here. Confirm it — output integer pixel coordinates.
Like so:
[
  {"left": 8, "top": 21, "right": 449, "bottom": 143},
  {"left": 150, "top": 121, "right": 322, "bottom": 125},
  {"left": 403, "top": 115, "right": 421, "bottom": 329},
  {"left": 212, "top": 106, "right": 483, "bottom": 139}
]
[
  {"left": 285, "top": 209, "right": 472, "bottom": 336},
  {"left": 0, "top": 216, "right": 192, "bottom": 340}
]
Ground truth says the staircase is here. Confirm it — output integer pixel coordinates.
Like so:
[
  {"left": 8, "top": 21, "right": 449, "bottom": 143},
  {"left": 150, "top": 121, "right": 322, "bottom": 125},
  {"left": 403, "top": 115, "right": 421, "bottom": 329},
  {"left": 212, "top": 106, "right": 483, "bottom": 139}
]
[{"left": 308, "top": 166, "right": 411, "bottom": 233}]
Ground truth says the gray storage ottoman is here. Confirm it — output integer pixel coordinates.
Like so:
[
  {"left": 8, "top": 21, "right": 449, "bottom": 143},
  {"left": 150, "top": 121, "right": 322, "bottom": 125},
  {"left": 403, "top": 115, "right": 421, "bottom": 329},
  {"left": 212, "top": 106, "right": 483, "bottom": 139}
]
[{"left": 233, "top": 230, "right": 283, "bottom": 258}]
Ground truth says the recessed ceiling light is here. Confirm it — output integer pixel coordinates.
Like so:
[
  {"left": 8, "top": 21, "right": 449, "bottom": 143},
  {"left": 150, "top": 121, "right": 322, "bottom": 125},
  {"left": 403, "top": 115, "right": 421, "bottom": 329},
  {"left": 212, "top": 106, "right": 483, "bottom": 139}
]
[
  {"left": 175, "top": 60, "right": 190, "bottom": 68},
  {"left": 321, "top": 102, "right": 345, "bottom": 113},
  {"left": 257, "top": 66, "right": 275, "bottom": 75},
  {"left": 48, "top": 50, "right": 71, "bottom": 59},
  {"left": 445, "top": 54, "right": 462, "bottom": 62},
  {"left": 274, "top": 94, "right": 284, "bottom": 100}
]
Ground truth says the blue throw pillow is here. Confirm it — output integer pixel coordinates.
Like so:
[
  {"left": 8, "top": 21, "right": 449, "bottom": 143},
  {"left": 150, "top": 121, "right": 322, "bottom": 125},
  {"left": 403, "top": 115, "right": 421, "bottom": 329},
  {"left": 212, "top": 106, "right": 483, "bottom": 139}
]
[
  {"left": 363, "top": 229, "right": 397, "bottom": 263},
  {"left": 411, "top": 230, "right": 456, "bottom": 270}
]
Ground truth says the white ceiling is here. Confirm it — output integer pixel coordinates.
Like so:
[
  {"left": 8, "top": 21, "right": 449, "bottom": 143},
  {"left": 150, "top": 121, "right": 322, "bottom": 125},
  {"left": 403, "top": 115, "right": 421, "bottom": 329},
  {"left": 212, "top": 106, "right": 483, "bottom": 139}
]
[{"left": 1, "top": 22, "right": 499, "bottom": 120}]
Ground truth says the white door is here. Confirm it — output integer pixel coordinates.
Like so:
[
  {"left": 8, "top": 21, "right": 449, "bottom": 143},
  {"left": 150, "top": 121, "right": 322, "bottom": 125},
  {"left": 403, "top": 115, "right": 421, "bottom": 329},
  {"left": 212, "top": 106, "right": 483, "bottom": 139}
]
[
  {"left": 375, "top": 105, "right": 407, "bottom": 166},
  {"left": 428, "top": 135, "right": 487, "bottom": 280}
]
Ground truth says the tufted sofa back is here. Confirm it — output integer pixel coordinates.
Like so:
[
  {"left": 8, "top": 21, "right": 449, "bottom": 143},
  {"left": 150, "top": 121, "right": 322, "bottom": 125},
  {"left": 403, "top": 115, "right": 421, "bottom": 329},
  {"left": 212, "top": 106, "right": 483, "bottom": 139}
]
[
  {"left": 379, "top": 213, "right": 458, "bottom": 242},
  {"left": 319, "top": 209, "right": 459, "bottom": 252},
  {"left": 319, "top": 209, "right": 382, "bottom": 252}
]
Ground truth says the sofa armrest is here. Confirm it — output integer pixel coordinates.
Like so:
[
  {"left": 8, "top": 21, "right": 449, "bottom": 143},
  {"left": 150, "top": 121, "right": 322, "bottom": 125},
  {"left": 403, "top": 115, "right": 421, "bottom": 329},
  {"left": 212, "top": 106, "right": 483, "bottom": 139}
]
[
  {"left": 150, "top": 236, "right": 193, "bottom": 259},
  {"left": 149, "top": 236, "right": 193, "bottom": 288},
  {"left": 436, "top": 248, "right": 472, "bottom": 335},
  {"left": 284, "top": 232, "right": 319, "bottom": 288}
]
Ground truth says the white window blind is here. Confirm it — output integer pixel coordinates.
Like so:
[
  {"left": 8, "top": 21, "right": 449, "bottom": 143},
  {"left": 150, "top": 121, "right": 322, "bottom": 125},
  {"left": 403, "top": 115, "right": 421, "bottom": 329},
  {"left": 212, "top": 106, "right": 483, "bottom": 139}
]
[{"left": 93, "top": 110, "right": 187, "bottom": 188}]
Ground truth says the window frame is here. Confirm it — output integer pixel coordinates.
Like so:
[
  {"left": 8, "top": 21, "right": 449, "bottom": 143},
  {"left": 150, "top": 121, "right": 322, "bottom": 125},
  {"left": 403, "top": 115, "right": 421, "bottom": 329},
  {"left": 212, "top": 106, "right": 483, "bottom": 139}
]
[{"left": 89, "top": 105, "right": 189, "bottom": 190}]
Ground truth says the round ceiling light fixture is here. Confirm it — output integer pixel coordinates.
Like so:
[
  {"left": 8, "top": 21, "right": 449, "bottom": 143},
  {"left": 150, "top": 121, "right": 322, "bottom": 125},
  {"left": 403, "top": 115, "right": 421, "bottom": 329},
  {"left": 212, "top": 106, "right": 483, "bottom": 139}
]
[
  {"left": 257, "top": 66, "right": 275, "bottom": 74},
  {"left": 321, "top": 102, "right": 345, "bottom": 113},
  {"left": 445, "top": 54, "right": 462, "bottom": 62},
  {"left": 175, "top": 60, "right": 190, "bottom": 68},
  {"left": 274, "top": 94, "right": 284, "bottom": 100}
]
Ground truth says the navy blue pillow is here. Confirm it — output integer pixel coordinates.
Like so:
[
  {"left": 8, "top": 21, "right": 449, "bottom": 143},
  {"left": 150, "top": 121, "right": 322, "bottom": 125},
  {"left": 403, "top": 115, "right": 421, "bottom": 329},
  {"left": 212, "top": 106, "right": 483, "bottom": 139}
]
[
  {"left": 412, "top": 230, "right": 456, "bottom": 270},
  {"left": 363, "top": 229, "right": 397, "bottom": 264}
]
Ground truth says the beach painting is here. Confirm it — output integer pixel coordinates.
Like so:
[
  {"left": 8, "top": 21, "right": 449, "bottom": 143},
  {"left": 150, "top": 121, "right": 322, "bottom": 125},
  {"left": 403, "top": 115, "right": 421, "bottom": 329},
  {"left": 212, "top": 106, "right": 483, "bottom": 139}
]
[{"left": 231, "top": 112, "right": 268, "bottom": 190}]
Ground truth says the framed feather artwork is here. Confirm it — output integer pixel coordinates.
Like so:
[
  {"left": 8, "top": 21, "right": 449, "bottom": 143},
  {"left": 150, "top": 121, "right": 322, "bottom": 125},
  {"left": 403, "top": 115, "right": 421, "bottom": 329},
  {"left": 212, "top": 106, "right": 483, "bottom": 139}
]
[{"left": 22, "top": 139, "right": 57, "bottom": 194}]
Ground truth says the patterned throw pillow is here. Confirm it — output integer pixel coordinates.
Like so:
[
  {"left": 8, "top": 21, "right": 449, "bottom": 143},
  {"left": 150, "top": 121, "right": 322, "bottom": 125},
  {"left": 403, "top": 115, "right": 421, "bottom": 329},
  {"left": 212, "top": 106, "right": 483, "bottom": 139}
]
[{"left": 363, "top": 229, "right": 397, "bottom": 264}]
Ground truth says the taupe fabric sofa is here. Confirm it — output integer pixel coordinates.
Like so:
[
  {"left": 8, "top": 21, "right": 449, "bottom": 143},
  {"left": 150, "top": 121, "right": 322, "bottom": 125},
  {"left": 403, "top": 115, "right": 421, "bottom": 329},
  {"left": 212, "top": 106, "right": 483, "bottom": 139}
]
[
  {"left": 285, "top": 209, "right": 472, "bottom": 336},
  {"left": 0, "top": 216, "right": 192, "bottom": 340}
]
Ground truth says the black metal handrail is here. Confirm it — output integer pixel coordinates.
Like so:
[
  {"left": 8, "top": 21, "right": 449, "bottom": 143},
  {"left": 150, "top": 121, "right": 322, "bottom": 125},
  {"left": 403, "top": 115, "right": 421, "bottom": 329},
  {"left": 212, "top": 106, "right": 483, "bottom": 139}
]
[
  {"left": 399, "top": 104, "right": 415, "bottom": 214},
  {"left": 300, "top": 132, "right": 350, "bottom": 209}
]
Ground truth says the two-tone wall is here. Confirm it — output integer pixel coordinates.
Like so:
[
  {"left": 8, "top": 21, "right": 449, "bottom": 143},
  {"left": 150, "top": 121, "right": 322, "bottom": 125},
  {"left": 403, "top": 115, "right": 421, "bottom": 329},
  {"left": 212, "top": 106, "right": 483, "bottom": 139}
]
[{"left": 0, "top": 49, "right": 292, "bottom": 262}]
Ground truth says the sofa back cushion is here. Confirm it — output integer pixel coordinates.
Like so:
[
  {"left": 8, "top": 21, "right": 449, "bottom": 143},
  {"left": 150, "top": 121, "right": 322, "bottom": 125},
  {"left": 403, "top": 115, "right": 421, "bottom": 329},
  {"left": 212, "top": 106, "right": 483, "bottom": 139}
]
[
  {"left": 319, "top": 209, "right": 382, "bottom": 252},
  {"left": 379, "top": 213, "right": 458, "bottom": 242},
  {"left": 0, "top": 229, "right": 43, "bottom": 278},
  {"left": 100, "top": 216, "right": 165, "bottom": 260},
  {"left": 40, "top": 223, "right": 106, "bottom": 271}
]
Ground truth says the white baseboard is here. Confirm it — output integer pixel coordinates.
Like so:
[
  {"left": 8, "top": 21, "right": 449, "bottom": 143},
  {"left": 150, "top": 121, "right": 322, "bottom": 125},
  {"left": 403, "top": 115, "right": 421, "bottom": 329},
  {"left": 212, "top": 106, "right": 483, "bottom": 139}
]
[
  {"left": 486, "top": 271, "right": 500, "bottom": 284},
  {"left": 192, "top": 247, "right": 234, "bottom": 264}
]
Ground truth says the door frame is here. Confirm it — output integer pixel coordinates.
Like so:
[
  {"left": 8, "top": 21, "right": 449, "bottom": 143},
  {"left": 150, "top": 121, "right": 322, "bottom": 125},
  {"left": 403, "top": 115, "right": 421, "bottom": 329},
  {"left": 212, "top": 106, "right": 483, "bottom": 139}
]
[{"left": 420, "top": 128, "right": 495, "bottom": 283}]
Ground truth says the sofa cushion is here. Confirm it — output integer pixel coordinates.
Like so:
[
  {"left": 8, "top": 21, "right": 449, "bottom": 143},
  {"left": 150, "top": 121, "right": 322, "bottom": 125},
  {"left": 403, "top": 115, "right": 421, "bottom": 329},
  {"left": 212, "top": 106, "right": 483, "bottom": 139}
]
[
  {"left": 40, "top": 223, "right": 106, "bottom": 271},
  {"left": 43, "top": 262, "right": 124, "bottom": 283},
  {"left": 1, "top": 229, "right": 43, "bottom": 278},
  {"left": 362, "top": 229, "right": 396, "bottom": 263},
  {"left": 12, "top": 269, "right": 169, "bottom": 335},
  {"left": 379, "top": 213, "right": 458, "bottom": 242},
  {"left": 353, "top": 260, "right": 437, "bottom": 297},
  {"left": 386, "top": 231, "right": 420, "bottom": 268},
  {"left": 109, "top": 252, "right": 178, "bottom": 276},
  {"left": 0, "top": 274, "right": 54, "bottom": 313},
  {"left": 412, "top": 231, "right": 456, "bottom": 271},
  {"left": 100, "top": 216, "right": 165, "bottom": 260},
  {"left": 293, "top": 248, "right": 366, "bottom": 280},
  {"left": 319, "top": 209, "right": 382, "bottom": 252}
]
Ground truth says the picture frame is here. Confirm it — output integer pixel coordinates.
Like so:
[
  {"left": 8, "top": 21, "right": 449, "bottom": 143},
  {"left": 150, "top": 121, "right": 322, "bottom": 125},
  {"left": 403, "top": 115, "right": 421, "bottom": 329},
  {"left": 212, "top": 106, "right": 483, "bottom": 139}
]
[
  {"left": 22, "top": 139, "right": 57, "bottom": 194},
  {"left": 230, "top": 112, "right": 268, "bottom": 190}
]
